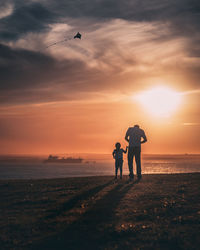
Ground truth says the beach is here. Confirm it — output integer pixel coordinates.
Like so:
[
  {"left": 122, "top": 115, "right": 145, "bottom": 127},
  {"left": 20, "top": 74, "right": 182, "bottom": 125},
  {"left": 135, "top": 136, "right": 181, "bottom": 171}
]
[{"left": 1, "top": 174, "right": 200, "bottom": 249}]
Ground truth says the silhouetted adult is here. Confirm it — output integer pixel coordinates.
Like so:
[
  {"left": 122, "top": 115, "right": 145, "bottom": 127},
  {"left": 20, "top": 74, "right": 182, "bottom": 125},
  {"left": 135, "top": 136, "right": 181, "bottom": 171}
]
[{"left": 125, "top": 125, "right": 147, "bottom": 180}]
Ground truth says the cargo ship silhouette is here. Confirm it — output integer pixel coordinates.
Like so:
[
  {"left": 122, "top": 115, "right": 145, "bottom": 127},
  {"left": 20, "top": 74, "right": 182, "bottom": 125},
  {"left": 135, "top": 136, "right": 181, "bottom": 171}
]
[{"left": 44, "top": 155, "right": 83, "bottom": 163}]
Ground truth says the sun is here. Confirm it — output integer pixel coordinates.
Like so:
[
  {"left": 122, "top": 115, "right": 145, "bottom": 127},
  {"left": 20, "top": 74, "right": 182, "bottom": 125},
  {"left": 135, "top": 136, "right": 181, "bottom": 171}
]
[{"left": 134, "top": 86, "right": 182, "bottom": 117}]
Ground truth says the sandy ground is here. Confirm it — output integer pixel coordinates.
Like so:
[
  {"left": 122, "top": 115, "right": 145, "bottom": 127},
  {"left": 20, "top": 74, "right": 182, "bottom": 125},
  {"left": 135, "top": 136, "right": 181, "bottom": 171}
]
[{"left": 0, "top": 174, "right": 200, "bottom": 249}]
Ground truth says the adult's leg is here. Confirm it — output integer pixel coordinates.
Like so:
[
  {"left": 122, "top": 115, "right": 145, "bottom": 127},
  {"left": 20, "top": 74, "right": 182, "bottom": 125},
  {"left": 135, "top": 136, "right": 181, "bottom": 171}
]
[
  {"left": 135, "top": 147, "right": 141, "bottom": 177},
  {"left": 128, "top": 147, "right": 134, "bottom": 178}
]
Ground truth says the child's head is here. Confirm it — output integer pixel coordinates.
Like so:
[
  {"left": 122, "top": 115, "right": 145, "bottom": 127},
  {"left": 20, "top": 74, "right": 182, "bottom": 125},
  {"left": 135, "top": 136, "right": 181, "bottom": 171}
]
[{"left": 115, "top": 142, "right": 121, "bottom": 150}]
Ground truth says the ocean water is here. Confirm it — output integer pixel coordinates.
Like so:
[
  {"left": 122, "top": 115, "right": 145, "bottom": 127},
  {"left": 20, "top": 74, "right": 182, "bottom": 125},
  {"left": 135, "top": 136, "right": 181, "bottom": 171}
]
[{"left": 0, "top": 155, "right": 199, "bottom": 179}]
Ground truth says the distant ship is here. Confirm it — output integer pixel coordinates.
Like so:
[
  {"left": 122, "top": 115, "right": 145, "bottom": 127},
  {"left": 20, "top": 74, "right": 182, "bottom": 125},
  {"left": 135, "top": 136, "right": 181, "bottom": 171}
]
[{"left": 44, "top": 155, "right": 83, "bottom": 163}]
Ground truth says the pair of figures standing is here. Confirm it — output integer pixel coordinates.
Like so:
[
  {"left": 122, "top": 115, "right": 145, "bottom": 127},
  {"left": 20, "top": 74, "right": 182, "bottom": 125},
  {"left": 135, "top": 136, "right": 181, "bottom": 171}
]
[{"left": 112, "top": 124, "right": 147, "bottom": 180}]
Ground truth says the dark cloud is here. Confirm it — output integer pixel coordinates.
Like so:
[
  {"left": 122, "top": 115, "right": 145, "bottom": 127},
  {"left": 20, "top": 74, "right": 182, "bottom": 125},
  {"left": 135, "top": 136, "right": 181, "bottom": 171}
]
[
  {"left": 1, "top": 0, "right": 200, "bottom": 42},
  {"left": 0, "top": 43, "right": 57, "bottom": 90},
  {"left": 0, "top": 43, "right": 115, "bottom": 105},
  {"left": 0, "top": 2, "right": 54, "bottom": 41},
  {"left": 48, "top": 0, "right": 199, "bottom": 21}
]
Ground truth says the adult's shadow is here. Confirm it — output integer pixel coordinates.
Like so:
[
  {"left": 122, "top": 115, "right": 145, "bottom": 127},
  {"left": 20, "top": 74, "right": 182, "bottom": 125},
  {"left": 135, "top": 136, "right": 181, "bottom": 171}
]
[
  {"left": 35, "top": 180, "right": 136, "bottom": 250},
  {"left": 45, "top": 179, "right": 113, "bottom": 219}
]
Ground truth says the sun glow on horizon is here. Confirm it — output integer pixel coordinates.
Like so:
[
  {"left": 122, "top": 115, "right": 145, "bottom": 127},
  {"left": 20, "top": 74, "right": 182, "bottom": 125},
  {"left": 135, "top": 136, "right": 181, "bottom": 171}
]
[{"left": 134, "top": 86, "right": 182, "bottom": 117}]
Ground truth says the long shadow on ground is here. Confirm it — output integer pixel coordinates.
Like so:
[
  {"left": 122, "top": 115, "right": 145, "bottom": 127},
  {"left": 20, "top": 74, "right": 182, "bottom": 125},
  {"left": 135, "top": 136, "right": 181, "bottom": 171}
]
[
  {"left": 45, "top": 180, "right": 113, "bottom": 219},
  {"left": 33, "top": 180, "right": 138, "bottom": 250}
]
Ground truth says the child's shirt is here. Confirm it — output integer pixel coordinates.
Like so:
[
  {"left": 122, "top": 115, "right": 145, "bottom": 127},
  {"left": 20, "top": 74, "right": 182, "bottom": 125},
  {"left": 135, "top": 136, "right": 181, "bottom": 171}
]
[{"left": 113, "top": 149, "right": 125, "bottom": 160}]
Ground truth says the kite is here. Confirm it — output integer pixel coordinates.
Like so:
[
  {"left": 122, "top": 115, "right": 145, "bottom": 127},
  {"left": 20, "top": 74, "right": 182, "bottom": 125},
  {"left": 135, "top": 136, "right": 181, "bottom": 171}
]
[
  {"left": 74, "top": 32, "right": 81, "bottom": 39},
  {"left": 46, "top": 32, "right": 82, "bottom": 49}
]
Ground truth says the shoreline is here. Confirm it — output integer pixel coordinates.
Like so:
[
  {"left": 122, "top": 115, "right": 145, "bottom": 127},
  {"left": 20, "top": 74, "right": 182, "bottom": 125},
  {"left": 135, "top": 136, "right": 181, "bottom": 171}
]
[
  {"left": 1, "top": 173, "right": 200, "bottom": 249},
  {"left": 0, "top": 172, "right": 200, "bottom": 181}
]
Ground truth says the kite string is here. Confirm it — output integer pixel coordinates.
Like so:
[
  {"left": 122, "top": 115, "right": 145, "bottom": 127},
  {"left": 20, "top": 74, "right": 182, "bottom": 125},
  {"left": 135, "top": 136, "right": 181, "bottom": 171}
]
[{"left": 46, "top": 37, "right": 72, "bottom": 49}]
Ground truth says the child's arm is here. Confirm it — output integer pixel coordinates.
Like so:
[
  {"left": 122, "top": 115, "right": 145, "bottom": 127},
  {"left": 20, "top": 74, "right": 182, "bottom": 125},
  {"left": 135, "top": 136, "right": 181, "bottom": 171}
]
[
  {"left": 123, "top": 146, "right": 128, "bottom": 153},
  {"left": 112, "top": 150, "right": 116, "bottom": 159}
]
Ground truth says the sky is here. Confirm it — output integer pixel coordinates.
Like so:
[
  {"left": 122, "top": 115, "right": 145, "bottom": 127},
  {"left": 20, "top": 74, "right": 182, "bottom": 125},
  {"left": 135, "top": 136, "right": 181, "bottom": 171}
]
[{"left": 0, "top": 0, "right": 200, "bottom": 155}]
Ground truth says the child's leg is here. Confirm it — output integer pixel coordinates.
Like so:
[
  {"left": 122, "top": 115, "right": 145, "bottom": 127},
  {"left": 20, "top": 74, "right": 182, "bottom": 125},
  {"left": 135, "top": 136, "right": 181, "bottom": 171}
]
[
  {"left": 115, "top": 168, "right": 118, "bottom": 179},
  {"left": 119, "top": 160, "right": 123, "bottom": 179},
  {"left": 115, "top": 160, "right": 118, "bottom": 178}
]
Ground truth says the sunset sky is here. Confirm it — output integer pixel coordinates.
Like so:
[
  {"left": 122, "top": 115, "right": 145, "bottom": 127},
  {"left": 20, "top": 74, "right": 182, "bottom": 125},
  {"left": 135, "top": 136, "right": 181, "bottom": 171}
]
[{"left": 0, "top": 0, "right": 200, "bottom": 154}]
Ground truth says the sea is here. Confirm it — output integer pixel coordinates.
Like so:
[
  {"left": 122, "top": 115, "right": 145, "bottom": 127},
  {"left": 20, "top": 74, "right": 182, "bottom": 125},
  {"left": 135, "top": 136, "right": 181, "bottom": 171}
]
[{"left": 0, "top": 154, "right": 199, "bottom": 180}]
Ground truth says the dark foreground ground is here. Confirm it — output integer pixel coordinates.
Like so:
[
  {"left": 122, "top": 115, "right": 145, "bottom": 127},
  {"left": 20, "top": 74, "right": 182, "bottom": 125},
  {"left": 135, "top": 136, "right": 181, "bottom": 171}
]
[{"left": 0, "top": 174, "right": 200, "bottom": 250}]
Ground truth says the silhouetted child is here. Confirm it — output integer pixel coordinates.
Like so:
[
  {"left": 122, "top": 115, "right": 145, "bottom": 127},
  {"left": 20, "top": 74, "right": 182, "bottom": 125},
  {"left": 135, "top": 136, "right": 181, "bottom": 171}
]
[{"left": 112, "top": 142, "right": 128, "bottom": 179}]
